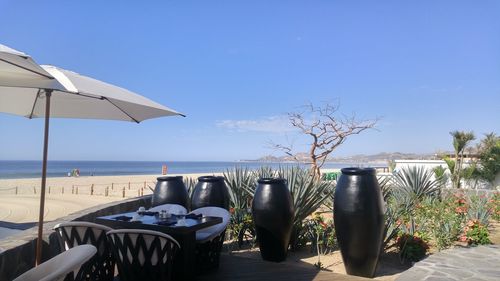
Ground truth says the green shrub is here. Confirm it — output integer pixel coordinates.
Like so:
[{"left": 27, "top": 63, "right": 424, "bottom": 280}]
[
  {"left": 415, "top": 196, "right": 464, "bottom": 250},
  {"left": 460, "top": 219, "right": 491, "bottom": 246},
  {"left": 489, "top": 192, "right": 500, "bottom": 222},
  {"left": 303, "top": 214, "right": 337, "bottom": 269},
  {"left": 396, "top": 233, "right": 430, "bottom": 262}
]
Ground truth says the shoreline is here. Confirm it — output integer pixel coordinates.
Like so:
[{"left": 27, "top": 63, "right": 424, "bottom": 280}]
[{"left": 0, "top": 160, "right": 382, "bottom": 180}]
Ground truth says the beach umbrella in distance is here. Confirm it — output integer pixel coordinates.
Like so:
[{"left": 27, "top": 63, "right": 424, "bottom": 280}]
[{"left": 0, "top": 63, "right": 185, "bottom": 265}]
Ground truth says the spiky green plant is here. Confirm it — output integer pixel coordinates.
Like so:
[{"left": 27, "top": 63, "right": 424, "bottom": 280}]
[
  {"left": 223, "top": 167, "right": 257, "bottom": 248},
  {"left": 223, "top": 167, "right": 255, "bottom": 210},
  {"left": 276, "top": 166, "right": 335, "bottom": 249},
  {"left": 389, "top": 166, "right": 442, "bottom": 248},
  {"left": 183, "top": 177, "right": 197, "bottom": 198},
  {"left": 467, "top": 194, "right": 491, "bottom": 226},
  {"left": 377, "top": 175, "right": 403, "bottom": 250},
  {"left": 383, "top": 198, "right": 404, "bottom": 250},
  {"left": 392, "top": 166, "right": 441, "bottom": 203},
  {"left": 254, "top": 166, "right": 275, "bottom": 180},
  {"left": 378, "top": 175, "right": 393, "bottom": 202}
]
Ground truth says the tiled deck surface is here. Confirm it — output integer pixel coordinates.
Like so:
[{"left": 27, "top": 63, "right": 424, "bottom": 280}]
[{"left": 197, "top": 253, "right": 369, "bottom": 281}]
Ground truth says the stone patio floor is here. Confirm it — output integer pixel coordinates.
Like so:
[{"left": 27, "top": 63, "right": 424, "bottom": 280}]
[{"left": 396, "top": 245, "right": 500, "bottom": 281}]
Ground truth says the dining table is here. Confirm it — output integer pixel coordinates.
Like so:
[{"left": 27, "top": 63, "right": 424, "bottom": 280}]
[{"left": 96, "top": 211, "right": 223, "bottom": 281}]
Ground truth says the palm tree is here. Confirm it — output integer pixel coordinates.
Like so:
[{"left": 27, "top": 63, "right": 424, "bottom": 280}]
[
  {"left": 476, "top": 133, "right": 500, "bottom": 184},
  {"left": 449, "top": 130, "right": 475, "bottom": 188}
]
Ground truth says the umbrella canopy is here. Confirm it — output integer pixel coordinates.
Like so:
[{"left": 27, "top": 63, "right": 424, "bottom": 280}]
[
  {"left": 0, "top": 59, "right": 184, "bottom": 265},
  {"left": 0, "top": 65, "right": 184, "bottom": 121},
  {"left": 0, "top": 44, "right": 60, "bottom": 88}
]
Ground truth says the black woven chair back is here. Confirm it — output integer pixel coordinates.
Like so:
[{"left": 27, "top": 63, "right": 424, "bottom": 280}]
[
  {"left": 54, "top": 222, "right": 114, "bottom": 281},
  {"left": 191, "top": 207, "right": 230, "bottom": 273},
  {"left": 107, "top": 229, "right": 180, "bottom": 281}
]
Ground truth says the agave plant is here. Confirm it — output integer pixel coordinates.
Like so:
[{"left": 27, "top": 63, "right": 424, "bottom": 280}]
[
  {"left": 377, "top": 174, "right": 403, "bottom": 250},
  {"left": 223, "top": 166, "right": 255, "bottom": 210},
  {"left": 382, "top": 199, "right": 404, "bottom": 250},
  {"left": 254, "top": 166, "right": 275, "bottom": 179},
  {"left": 183, "top": 176, "right": 197, "bottom": 198},
  {"left": 387, "top": 166, "right": 441, "bottom": 250},
  {"left": 378, "top": 175, "right": 393, "bottom": 202},
  {"left": 467, "top": 194, "right": 492, "bottom": 226},
  {"left": 223, "top": 167, "right": 258, "bottom": 248},
  {"left": 392, "top": 166, "right": 441, "bottom": 203},
  {"left": 276, "top": 166, "right": 335, "bottom": 249}
]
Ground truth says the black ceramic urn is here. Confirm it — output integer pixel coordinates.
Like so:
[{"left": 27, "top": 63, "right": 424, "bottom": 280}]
[
  {"left": 334, "top": 167, "right": 385, "bottom": 278},
  {"left": 252, "top": 178, "right": 294, "bottom": 262},
  {"left": 151, "top": 176, "right": 189, "bottom": 208},
  {"left": 190, "top": 176, "right": 230, "bottom": 210}
]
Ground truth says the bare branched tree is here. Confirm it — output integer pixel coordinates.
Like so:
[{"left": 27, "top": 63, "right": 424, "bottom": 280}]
[{"left": 272, "top": 102, "right": 378, "bottom": 178}]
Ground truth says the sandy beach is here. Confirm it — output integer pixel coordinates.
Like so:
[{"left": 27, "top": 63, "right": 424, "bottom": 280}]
[
  {"left": 0, "top": 173, "right": 218, "bottom": 224},
  {"left": 0, "top": 169, "right": 340, "bottom": 224}
]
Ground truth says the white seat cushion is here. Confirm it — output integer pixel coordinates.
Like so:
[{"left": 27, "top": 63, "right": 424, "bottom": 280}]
[
  {"left": 149, "top": 204, "right": 187, "bottom": 214},
  {"left": 14, "top": 244, "right": 97, "bottom": 281},
  {"left": 190, "top": 207, "right": 230, "bottom": 243},
  {"left": 195, "top": 232, "right": 213, "bottom": 242}
]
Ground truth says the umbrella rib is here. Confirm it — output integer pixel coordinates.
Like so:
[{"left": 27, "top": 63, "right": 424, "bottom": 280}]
[
  {"left": 74, "top": 91, "right": 105, "bottom": 100},
  {"left": 102, "top": 97, "right": 140, "bottom": 123},
  {"left": 0, "top": 58, "right": 54, "bottom": 79},
  {"left": 62, "top": 91, "right": 139, "bottom": 122},
  {"left": 28, "top": 89, "right": 41, "bottom": 119}
]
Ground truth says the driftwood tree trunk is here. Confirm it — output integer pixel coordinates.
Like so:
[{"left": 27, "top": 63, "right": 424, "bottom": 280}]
[{"left": 272, "top": 102, "right": 378, "bottom": 178}]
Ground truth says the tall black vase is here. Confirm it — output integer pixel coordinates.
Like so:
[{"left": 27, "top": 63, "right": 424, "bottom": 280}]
[
  {"left": 252, "top": 178, "right": 294, "bottom": 262},
  {"left": 190, "top": 176, "right": 230, "bottom": 210},
  {"left": 151, "top": 176, "right": 189, "bottom": 209},
  {"left": 334, "top": 167, "right": 384, "bottom": 278}
]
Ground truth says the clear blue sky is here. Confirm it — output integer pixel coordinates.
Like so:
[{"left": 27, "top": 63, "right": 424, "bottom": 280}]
[{"left": 0, "top": 1, "right": 499, "bottom": 161}]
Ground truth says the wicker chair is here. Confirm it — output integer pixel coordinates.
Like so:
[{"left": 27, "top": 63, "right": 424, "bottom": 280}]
[
  {"left": 149, "top": 203, "right": 187, "bottom": 214},
  {"left": 14, "top": 245, "right": 96, "bottom": 281},
  {"left": 190, "top": 206, "right": 230, "bottom": 273},
  {"left": 106, "top": 229, "right": 180, "bottom": 281},
  {"left": 53, "top": 221, "right": 114, "bottom": 281}
]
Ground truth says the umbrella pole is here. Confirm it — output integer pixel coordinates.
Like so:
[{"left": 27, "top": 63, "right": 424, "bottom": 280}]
[{"left": 35, "top": 90, "right": 52, "bottom": 266}]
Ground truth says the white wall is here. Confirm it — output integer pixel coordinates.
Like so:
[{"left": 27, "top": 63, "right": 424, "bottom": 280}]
[
  {"left": 392, "top": 159, "right": 499, "bottom": 190},
  {"left": 394, "top": 160, "right": 448, "bottom": 171}
]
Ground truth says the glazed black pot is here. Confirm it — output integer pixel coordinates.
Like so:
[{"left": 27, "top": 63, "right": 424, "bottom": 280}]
[
  {"left": 252, "top": 178, "right": 294, "bottom": 262},
  {"left": 151, "top": 176, "right": 189, "bottom": 208},
  {"left": 334, "top": 168, "right": 385, "bottom": 278},
  {"left": 190, "top": 176, "right": 230, "bottom": 210}
]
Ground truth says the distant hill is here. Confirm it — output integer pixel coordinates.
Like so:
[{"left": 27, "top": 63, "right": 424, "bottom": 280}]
[{"left": 249, "top": 152, "right": 438, "bottom": 164}]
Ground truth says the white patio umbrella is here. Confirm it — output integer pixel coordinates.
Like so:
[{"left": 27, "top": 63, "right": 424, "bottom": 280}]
[
  {"left": 0, "top": 64, "right": 184, "bottom": 265},
  {"left": 0, "top": 44, "right": 60, "bottom": 88}
]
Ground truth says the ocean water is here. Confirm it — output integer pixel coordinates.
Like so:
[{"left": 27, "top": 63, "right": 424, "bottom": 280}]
[{"left": 0, "top": 160, "right": 385, "bottom": 179}]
